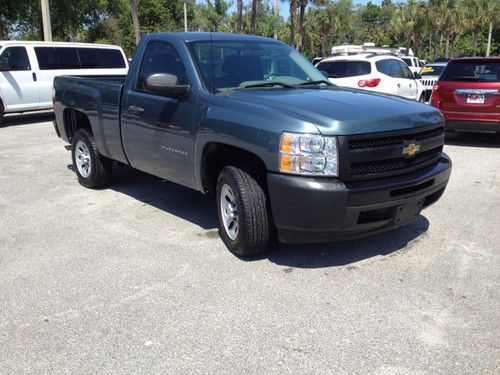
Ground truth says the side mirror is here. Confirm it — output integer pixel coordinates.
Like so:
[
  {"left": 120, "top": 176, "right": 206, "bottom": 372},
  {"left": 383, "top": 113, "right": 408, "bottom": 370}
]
[
  {"left": 320, "top": 70, "right": 329, "bottom": 78},
  {"left": 0, "top": 57, "right": 9, "bottom": 71},
  {"left": 414, "top": 72, "right": 422, "bottom": 80},
  {"left": 144, "top": 73, "right": 190, "bottom": 101}
]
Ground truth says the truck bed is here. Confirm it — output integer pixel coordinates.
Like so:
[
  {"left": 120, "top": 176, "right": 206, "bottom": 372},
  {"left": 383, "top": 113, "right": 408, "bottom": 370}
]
[{"left": 53, "top": 74, "right": 128, "bottom": 163}]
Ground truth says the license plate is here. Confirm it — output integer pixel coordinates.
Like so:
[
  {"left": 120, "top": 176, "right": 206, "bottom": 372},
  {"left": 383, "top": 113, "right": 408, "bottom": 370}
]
[{"left": 467, "top": 94, "right": 485, "bottom": 104}]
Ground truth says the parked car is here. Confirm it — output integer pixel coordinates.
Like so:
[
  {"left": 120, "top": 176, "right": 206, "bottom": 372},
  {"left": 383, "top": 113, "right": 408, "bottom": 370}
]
[
  {"left": 419, "top": 62, "right": 448, "bottom": 102},
  {"left": 316, "top": 54, "right": 425, "bottom": 101},
  {"left": 53, "top": 32, "right": 451, "bottom": 256},
  {"left": 431, "top": 57, "right": 500, "bottom": 133},
  {"left": 401, "top": 56, "right": 424, "bottom": 75},
  {"left": 0, "top": 41, "right": 128, "bottom": 125}
]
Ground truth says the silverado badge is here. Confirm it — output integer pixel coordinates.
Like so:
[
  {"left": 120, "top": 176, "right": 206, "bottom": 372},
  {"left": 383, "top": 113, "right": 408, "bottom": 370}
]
[{"left": 402, "top": 141, "right": 421, "bottom": 158}]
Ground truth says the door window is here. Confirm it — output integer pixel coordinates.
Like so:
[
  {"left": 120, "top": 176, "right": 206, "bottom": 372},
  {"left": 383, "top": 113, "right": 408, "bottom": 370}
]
[
  {"left": 136, "top": 41, "right": 187, "bottom": 91},
  {"left": 397, "top": 60, "right": 415, "bottom": 79},
  {"left": 376, "top": 59, "right": 403, "bottom": 78},
  {"left": 0, "top": 47, "right": 31, "bottom": 71}
]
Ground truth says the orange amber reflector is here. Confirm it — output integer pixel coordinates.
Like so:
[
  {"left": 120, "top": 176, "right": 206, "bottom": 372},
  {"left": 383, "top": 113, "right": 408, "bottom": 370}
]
[
  {"left": 280, "top": 133, "right": 293, "bottom": 153},
  {"left": 279, "top": 155, "right": 292, "bottom": 172}
]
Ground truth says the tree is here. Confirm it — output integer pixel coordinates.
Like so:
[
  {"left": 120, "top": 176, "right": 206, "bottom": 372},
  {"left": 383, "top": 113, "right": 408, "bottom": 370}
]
[
  {"left": 251, "top": 0, "right": 257, "bottom": 33},
  {"left": 237, "top": 0, "right": 243, "bottom": 33},
  {"left": 130, "top": 0, "right": 141, "bottom": 45},
  {"left": 289, "top": 0, "right": 298, "bottom": 47}
]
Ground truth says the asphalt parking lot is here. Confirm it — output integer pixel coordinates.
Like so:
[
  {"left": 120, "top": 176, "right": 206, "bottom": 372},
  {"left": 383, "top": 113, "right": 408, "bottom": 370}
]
[{"left": 1, "top": 112, "right": 499, "bottom": 374}]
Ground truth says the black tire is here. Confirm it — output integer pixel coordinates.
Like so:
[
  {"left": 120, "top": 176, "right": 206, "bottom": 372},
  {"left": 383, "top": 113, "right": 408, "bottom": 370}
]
[
  {"left": 418, "top": 94, "right": 426, "bottom": 103},
  {"left": 71, "top": 129, "right": 112, "bottom": 188},
  {"left": 216, "top": 166, "right": 270, "bottom": 256}
]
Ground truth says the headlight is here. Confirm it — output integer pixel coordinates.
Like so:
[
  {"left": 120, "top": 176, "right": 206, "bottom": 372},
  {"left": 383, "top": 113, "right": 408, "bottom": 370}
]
[{"left": 279, "top": 132, "right": 338, "bottom": 176}]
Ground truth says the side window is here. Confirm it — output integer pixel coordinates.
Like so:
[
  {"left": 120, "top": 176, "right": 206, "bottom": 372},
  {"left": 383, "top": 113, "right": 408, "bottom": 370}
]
[
  {"left": 77, "top": 48, "right": 126, "bottom": 69},
  {"left": 376, "top": 59, "right": 402, "bottom": 78},
  {"left": 136, "top": 42, "right": 188, "bottom": 91},
  {"left": 0, "top": 47, "right": 31, "bottom": 71},
  {"left": 35, "top": 47, "right": 58, "bottom": 70},
  {"left": 398, "top": 60, "right": 414, "bottom": 79},
  {"left": 54, "top": 47, "right": 80, "bottom": 69}
]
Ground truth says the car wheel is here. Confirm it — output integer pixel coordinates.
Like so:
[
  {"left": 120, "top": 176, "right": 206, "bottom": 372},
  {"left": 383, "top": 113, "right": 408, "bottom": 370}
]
[
  {"left": 71, "top": 129, "right": 112, "bottom": 188},
  {"left": 419, "top": 94, "right": 426, "bottom": 103},
  {"left": 216, "top": 166, "right": 270, "bottom": 256}
]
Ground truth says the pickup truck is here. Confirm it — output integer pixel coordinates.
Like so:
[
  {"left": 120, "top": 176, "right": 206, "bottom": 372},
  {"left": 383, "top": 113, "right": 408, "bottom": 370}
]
[{"left": 53, "top": 32, "right": 452, "bottom": 256}]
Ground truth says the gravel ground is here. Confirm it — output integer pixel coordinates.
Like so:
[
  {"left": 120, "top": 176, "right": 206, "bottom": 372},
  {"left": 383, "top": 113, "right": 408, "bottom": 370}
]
[{"left": 0, "top": 112, "right": 499, "bottom": 374}]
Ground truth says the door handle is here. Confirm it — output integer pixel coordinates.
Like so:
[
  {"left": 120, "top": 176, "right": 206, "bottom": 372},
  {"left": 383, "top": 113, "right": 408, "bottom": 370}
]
[
  {"left": 32, "top": 72, "right": 37, "bottom": 82},
  {"left": 127, "top": 105, "right": 144, "bottom": 115},
  {"left": 397, "top": 83, "right": 401, "bottom": 88}
]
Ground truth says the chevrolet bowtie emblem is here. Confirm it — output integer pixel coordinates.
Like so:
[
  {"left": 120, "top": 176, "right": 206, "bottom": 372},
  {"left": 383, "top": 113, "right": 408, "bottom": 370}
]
[{"left": 402, "top": 142, "right": 421, "bottom": 158}]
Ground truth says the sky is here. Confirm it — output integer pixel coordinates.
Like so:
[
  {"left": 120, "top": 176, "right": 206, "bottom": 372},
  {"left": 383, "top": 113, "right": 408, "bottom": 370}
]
[{"left": 194, "top": 0, "right": 384, "bottom": 19}]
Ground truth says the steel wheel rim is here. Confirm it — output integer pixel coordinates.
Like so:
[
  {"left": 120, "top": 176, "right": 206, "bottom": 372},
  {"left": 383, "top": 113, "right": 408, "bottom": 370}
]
[
  {"left": 220, "top": 184, "right": 238, "bottom": 240},
  {"left": 75, "top": 140, "right": 91, "bottom": 178}
]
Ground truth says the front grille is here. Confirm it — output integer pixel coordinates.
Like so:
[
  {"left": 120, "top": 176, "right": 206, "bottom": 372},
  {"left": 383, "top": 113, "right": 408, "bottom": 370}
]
[
  {"left": 351, "top": 148, "right": 442, "bottom": 175},
  {"left": 349, "top": 127, "right": 443, "bottom": 150},
  {"left": 339, "top": 124, "right": 445, "bottom": 181},
  {"left": 421, "top": 79, "right": 436, "bottom": 87}
]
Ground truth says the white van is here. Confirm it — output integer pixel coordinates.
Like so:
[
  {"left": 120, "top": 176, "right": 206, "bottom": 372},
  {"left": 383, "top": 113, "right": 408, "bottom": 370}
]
[{"left": 0, "top": 41, "right": 128, "bottom": 123}]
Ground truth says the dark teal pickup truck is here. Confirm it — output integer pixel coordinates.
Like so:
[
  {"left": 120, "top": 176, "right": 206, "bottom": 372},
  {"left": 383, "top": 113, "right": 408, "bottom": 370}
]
[{"left": 53, "top": 32, "right": 451, "bottom": 256}]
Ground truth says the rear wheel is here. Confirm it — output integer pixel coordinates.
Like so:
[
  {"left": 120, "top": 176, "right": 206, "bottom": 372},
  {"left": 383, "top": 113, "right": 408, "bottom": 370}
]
[
  {"left": 216, "top": 166, "right": 270, "bottom": 256},
  {"left": 71, "top": 129, "right": 112, "bottom": 188}
]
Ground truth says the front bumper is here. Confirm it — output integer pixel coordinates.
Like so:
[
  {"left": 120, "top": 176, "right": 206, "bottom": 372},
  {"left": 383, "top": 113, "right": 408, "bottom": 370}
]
[{"left": 267, "top": 153, "right": 452, "bottom": 244}]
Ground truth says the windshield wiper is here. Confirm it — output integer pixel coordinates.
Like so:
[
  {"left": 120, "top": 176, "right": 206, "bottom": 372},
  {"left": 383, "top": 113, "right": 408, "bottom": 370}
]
[
  {"left": 243, "top": 81, "right": 296, "bottom": 89},
  {"left": 294, "top": 80, "right": 332, "bottom": 87}
]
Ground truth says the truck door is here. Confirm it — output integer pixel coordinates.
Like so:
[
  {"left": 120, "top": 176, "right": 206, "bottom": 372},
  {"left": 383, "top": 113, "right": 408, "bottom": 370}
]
[
  {"left": 0, "top": 46, "right": 39, "bottom": 112},
  {"left": 121, "top": 40, "right": 197, "bottom": 189}
]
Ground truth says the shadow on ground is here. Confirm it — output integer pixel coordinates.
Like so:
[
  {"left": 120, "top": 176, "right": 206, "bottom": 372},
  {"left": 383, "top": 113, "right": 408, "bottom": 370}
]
[
  {"left": 97, "top": 163, "right": 429, "bottom": 268},
  {"left": 445, "top": 131, "right": 500, "bottom": 148},
  {"left": 1, "top": 111, "right": 55, "bottom": 127}
]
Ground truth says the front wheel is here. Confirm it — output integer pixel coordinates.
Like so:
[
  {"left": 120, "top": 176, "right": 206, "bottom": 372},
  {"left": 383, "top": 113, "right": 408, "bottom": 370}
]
[
  {"left": 216, "top": 166, "right": 270, "bottom": 256},
  {"left": 71, "top": 129, "right": 112, "bottom": 188}
]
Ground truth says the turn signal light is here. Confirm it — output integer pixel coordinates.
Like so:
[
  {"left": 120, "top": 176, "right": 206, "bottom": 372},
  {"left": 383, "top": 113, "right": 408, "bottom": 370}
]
[{"left": 358, "top": 78, "right": 381, "bottom": 88}]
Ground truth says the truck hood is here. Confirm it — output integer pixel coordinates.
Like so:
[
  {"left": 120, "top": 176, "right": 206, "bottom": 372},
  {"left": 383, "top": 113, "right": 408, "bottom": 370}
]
[{"left": 225, "top": 87, "right": 443, "bottom": 135}]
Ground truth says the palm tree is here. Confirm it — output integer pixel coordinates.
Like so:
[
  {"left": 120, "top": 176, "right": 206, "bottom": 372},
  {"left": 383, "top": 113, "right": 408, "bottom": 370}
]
[
  {"left": 237, "top": 0, "right": 243, "bottom": 33},
  {"left": 251, "top": 0, "right": 257, "bottom": 34},
  {"left": 297, "top": 0, "right": 307, "bottom": 51},
  {"left": 130, "top": 0, "right": 140, "bottom": 46},
  {"left": 289, "top": 0, "right": 298, "bottom": 47}
]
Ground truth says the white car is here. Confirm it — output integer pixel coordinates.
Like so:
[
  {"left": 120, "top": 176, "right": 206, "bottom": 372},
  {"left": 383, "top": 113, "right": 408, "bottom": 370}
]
[
  {"left": 316, "top": 54, "right": 424, "bottom": 101},
  {"left": 401, "top": 56, "right": 424, "bottom": 75},
  {"left": 419, "top": 62, "right": 448, "bottom": 103},
  {"left": 0, "top": 41, "right": 128, "bottom": 124}
]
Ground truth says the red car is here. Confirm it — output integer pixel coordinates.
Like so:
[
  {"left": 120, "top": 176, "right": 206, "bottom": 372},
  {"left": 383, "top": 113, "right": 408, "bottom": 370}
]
[{"left": 431, "top": 57, "right": 500, "bottom": 133}]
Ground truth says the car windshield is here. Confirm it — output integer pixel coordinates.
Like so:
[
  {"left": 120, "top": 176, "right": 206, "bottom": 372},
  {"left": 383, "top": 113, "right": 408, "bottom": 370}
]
[
  {"left": 188, "top": 40, "right": 327, "bottom": 92},
  {"left": 421, "top": 65, "right": 446, "bottom": 76},
  {"left": 441, "top": 61, "right": 500, "bottom": 82},
  {"left": 316, "top": 60, "right": 371, "bottom": 78}
]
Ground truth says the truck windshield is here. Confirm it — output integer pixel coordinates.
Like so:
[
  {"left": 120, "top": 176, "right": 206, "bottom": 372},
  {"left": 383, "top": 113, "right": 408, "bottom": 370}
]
[{"left": 188, "top": 40, "right": 327, "bottom": 92}]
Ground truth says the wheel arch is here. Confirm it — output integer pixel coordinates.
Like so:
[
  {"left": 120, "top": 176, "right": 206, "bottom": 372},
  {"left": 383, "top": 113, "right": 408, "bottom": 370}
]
[{"left": 199, "top": 142, "right": 269, "bottom": 195}]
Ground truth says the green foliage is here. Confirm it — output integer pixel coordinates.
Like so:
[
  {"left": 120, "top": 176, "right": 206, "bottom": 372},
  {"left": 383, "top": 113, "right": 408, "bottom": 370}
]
[{"left": 2, "top": 0, "right": 499, "bottom": 60}]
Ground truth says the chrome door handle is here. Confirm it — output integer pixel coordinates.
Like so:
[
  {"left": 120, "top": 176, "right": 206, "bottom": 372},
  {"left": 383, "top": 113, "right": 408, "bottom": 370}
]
[{"left": 127, "top": 105, "right": 144, "bottom": 115}]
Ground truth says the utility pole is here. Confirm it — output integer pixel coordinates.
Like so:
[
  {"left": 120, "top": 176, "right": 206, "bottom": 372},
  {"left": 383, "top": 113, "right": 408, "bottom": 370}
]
[
  {"left": 273, "top": 0, "right": 278, "bottom": 39},
  {"left": 486, "top": 21, "right": 493, "bottom": 57},
  {"left": 40, "top": 0, "right": 52, "bottom": 41},
  {"left": 183, "top": 0, "right": 195, "bottom": 32}
]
